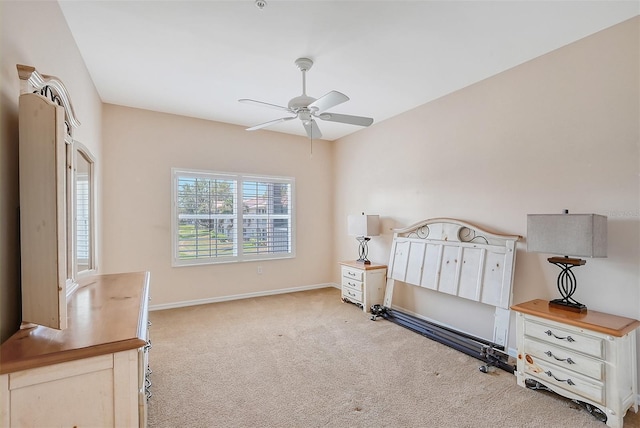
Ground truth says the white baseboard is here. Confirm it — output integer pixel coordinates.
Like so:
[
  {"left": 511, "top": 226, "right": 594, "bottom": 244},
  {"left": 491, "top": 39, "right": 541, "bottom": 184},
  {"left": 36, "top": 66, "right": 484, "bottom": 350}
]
[{"left": 150, "top": 282, "right": 338, "bottom": 311}]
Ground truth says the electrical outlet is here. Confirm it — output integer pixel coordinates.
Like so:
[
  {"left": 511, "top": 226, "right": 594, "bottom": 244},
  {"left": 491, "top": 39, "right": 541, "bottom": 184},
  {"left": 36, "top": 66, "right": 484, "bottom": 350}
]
[{"left": 257, "top": 266, "right": 263, "bottom": 275}]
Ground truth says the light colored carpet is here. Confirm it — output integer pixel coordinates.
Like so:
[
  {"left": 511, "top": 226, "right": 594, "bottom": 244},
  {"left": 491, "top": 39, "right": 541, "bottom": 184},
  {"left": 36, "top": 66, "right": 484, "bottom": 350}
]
[{"left": 147, "top": 287, "right": 639, "bottom": 428}]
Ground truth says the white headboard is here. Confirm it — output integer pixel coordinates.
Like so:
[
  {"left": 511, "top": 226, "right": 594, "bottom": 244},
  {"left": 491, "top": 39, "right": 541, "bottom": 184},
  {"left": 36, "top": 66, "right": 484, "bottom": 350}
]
[{"left": 382, "top": 218, "right": 521, "bottom": 348}]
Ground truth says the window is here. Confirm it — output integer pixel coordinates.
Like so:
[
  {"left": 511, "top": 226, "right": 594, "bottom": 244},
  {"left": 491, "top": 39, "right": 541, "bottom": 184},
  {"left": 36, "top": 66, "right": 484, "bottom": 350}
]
[
  {"left": 172, "top": 168, "right": 295, "bottom": 266},
  {"left": 71, "top": 141, "right": 96, "bottom": 282},
  {"left": 75, "top": 149, "right": 91, "bottom": 271}
]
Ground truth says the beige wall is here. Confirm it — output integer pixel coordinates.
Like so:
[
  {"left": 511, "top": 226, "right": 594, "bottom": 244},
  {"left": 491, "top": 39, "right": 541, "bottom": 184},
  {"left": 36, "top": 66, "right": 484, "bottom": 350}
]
[
  {"left": 333, "top": 17, "right": 639, "bottom": 347},
  {"left": 101, "top": 105, "right": 334, "bottom": 306},
  {"left": 0, "top": 1, "right": 103, "bottom": 342}
]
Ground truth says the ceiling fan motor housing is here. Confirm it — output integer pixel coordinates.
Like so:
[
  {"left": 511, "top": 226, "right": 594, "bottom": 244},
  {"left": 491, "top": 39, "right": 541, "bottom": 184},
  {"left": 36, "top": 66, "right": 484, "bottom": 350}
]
[{"left": 288, "top": 95, "right": 316, "bottom": 110}]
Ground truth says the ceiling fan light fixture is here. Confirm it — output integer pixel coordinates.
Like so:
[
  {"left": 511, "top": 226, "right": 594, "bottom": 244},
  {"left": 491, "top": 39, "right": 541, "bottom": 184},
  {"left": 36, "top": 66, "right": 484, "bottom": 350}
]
[
  {"left": 255, "top": 0, "right": 267, "bottom": 10},
  {"left": 298, "top": 109, "right": 311, "bottom": 121}
]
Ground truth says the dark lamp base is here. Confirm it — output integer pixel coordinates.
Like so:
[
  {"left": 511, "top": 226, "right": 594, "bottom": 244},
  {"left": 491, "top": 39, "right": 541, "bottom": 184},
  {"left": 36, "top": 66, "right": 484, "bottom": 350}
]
[
  {"left": 547, "top": 256, "right": 588, "bottom": 313},
  {"left": 549, "top": 298, "right": 587, "bottom": 313},
  {"left": 355, "top": 236, "right": 372, "bottom": 265}
]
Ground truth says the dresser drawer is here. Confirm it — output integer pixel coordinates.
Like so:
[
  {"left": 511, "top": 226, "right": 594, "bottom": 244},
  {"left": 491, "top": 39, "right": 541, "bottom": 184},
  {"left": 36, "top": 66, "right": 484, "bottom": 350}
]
[
  {"left": 525, "top": 320, "right": 604, "bottom": 359},
  {"left": 342, "top": 288, "right": 363, "bottom": 304},
  {"left": 342, "top": 267, "right": 363, "bottom": 282},
  {"left": 523, "top": 354, "right": 605, "bottom": 405},
  {"left": 523, "top": 338, "right": 604, "bottom": 381},
  {"left": 342, "top": 277, "right": 363, "bottom": 292}
]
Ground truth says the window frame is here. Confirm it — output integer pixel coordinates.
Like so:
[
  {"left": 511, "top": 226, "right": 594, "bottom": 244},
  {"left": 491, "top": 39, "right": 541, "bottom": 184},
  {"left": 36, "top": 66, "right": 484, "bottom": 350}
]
[
  {"left": 74, "top": 142, "right": 94, "bottom": 275},
  {"left": 171, "top": 168, "right": 295, "bottom": 267}
]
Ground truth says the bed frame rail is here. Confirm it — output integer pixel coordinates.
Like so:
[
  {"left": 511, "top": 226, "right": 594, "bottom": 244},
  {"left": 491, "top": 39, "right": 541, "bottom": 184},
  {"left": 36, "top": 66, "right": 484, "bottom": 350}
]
[{"left": 371, "top": 305, "right": 514, "bottom": 373}]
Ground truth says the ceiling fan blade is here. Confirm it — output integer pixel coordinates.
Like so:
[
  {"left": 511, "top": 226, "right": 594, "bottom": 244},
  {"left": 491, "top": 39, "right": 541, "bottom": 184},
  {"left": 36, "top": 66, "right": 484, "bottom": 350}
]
[
  {"left": 308, "top": 91, "right": 349, "bottom": 114},
  {"left": 246, "top": 116, "right": 296, "bottom": 131},
  {"left": 302, "top": 119, "right": 322, "bottom": 139},
  {"left": 317, "top": 113, "right": 373, "bottom": 127},
  {"left": 239, "top": 99, "right": 292, "bottom": 113}
]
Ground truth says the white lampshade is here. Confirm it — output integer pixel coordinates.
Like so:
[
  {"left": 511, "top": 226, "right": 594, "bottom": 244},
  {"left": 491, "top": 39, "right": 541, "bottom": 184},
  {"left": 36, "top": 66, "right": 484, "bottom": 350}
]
[
  {"left": 527, "top": 214, "right": 607, "bottom": 258},
  {"left": 348, "top": 214, "right": 380, "bottom": 237}
]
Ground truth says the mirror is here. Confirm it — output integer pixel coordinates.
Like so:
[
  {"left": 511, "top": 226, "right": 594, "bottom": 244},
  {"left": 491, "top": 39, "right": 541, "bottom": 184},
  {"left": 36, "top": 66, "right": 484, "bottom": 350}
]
[{"left": 73, "top": 142, "right": 96, "bottom": 278}]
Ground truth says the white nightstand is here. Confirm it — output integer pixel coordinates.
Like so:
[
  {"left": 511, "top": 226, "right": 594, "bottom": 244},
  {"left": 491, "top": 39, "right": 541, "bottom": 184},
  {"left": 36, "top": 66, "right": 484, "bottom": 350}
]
[
  {"left": 511, "top": 299, "right": 640, "bottom": 428},
  {"left": 339, "top": 261, "right": 387, "bottom": 313}
]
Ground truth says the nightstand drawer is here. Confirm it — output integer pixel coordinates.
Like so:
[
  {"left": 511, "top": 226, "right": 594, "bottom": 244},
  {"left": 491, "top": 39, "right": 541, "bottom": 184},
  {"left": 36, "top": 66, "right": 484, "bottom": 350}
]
[
  {"left": 523, "top": 338, "right": 604, "bottom": 381},
  {"left": 523, "top": 356, "right": 604, "bottom": 405},
  {"left": 342, "top": 288, "right": 362, "bottom": 303},
  {"left": 342, "top": 277, "right": 363, "bottom": 292},
  {"left": 342, "top": 267, "right": 363, "bottom": 282},
  {"left": 525, "top": 320, "right": 604, "bottom": 359}
]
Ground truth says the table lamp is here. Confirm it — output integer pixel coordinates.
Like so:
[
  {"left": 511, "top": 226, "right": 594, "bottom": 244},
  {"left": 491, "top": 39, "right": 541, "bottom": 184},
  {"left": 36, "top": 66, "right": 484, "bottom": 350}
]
[
  {"left": 347, "top": 213, "right": 379, "bottom": 265},
  {"left": 527, "top": 211, "right": 607, "bottom": 312}
]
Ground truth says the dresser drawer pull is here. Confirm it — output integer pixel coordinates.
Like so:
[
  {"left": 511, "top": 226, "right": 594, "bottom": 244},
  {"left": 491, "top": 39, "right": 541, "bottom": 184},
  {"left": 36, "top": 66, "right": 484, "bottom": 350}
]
[
  {"left": 544, "top": 351, "right": 575, "bottom": 364},
  {"left": 544, "top": 330, "right": 575, "bottom": 342},
  {"left": 544, "top": 370, "right": 575, "bottom": 386},
  {"left": 347, "top": 281, "right": 357, "bottom": 287},
  {"left": 347, "top": 290, "right": 356, "bottom": 297},
  {"left": 347, "top": 271, "right": 357, "bottom": 277}
]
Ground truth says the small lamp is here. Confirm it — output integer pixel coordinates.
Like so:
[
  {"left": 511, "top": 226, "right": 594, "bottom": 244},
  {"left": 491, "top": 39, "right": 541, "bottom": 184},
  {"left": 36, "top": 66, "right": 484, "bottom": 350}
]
[
  {"left": 527, "top": 211, "right": 607, "bottom": 312},
  {"left": 348, "top": 213, "right": 380, "bottom": 265}
]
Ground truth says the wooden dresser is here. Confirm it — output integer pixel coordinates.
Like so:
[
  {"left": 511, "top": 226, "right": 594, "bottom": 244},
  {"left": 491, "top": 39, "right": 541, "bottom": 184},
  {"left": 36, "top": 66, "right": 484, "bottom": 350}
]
[
  {"left": 0, "top": 271, "right": 151, "bottom": 427},
  {"left": 512, "top": 299, "right": 639, "bottom": 428}
]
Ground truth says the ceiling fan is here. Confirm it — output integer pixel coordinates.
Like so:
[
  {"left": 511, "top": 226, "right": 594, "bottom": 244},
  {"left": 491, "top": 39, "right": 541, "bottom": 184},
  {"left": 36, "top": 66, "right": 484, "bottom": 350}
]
[{"left": 239, "top": 57, "right": 373, "bottom": 139}]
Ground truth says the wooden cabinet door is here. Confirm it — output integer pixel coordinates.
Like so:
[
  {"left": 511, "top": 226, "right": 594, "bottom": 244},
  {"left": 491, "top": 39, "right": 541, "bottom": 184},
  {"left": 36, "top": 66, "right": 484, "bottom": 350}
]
[{"left": 19, "top": 93, "right": 67, "bottom": 330}]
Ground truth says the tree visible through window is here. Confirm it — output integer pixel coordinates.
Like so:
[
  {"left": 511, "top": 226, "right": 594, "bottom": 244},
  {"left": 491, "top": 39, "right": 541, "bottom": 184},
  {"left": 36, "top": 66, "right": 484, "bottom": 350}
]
[{"left": 172, "top": 169, "right": 294, "bottom": 266}]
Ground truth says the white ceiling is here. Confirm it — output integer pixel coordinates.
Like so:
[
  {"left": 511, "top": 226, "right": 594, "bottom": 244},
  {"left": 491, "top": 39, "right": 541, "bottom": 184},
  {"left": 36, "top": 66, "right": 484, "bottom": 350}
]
[{"left": 58, "top": 1, "right": 638, "bottom": 141}]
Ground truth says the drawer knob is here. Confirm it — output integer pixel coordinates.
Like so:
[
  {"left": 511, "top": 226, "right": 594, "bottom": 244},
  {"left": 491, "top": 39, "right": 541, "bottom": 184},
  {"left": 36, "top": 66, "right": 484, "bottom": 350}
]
[
  {"left": 544, "top": 370, "right": 575, "bottom": 386},
  {"left": 544, "top": 330, "right": 575, "bottom": 342},
  {"left": 544, "top": 351, "right": 575, "bottom": 364}
]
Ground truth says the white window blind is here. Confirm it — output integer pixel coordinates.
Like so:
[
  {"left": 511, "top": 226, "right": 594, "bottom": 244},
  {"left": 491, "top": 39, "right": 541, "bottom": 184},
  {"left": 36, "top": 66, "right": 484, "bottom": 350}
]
[
  {"left": 172, "top": 169, "right": 295, "bottom": 266},
  {"left": 75, "top": 173, "right": 90, "bottom": 264}
]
